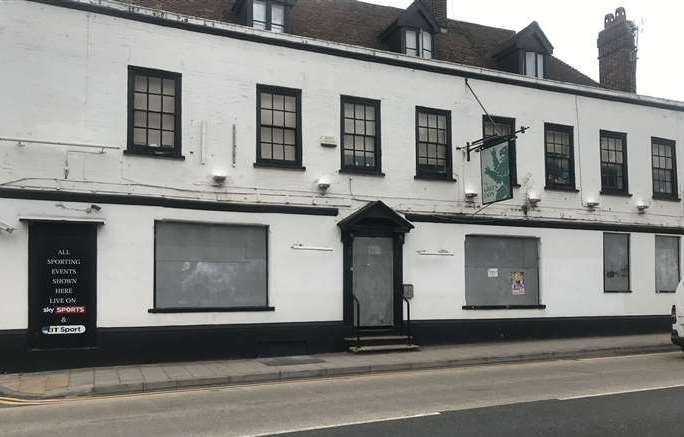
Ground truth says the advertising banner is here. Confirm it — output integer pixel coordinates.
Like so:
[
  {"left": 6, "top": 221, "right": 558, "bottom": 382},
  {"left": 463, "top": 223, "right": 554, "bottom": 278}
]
[{"left": 29, "top": 222, "right": 97, "bottom": 349}]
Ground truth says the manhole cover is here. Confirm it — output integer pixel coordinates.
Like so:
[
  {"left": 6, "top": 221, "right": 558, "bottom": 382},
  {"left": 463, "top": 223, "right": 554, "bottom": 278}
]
[{"left": 259, "top": 356, "right": 325, "bottom": 366}]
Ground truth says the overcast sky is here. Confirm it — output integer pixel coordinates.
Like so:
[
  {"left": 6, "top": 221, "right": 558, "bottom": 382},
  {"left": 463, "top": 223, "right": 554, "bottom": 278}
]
[{"left": 368, "top": 0, "right": 683, "bottom": 101}]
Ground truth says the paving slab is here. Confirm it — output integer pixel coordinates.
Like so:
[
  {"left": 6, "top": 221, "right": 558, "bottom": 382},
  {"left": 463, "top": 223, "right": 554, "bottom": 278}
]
[{"left": 0, "top": 334, "right": 676, "bottom": 400}]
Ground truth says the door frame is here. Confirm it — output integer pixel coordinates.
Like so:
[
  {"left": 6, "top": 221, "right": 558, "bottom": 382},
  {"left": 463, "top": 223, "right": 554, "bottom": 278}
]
[{"left": 338, "top": 201, "right": 413, "bottom": 330}]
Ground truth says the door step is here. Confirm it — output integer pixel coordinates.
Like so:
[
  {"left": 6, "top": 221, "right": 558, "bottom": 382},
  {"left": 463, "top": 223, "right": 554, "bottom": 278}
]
[
  {"left": 344, "top": 335, "right": 414, "bottom": 346},
  {"left": 348, "top": 344, "right": 421, "bottom": 354}
]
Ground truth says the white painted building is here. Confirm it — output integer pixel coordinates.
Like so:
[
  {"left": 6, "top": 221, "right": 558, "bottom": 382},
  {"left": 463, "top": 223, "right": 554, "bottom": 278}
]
[{"left": 0, "top": 0, "right": 681, "bottom": 370}]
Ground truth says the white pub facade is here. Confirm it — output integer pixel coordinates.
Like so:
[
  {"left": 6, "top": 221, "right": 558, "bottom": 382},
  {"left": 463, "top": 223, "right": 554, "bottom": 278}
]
[{"left": 1, "top": 0, "right": 682, "bottom": 371}]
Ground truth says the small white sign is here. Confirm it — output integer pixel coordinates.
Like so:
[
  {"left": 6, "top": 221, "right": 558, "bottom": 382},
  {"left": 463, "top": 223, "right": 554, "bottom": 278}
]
[{"left": 487, "top": 268, "right": 499, "bottom": 278}]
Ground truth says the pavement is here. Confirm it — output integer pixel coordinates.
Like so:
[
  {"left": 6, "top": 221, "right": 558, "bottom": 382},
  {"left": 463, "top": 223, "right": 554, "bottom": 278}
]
[{"left": 0, "top": 334, "right": 676, "bottom": 401}]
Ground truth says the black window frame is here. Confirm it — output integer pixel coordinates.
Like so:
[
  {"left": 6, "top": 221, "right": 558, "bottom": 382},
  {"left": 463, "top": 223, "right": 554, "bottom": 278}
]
[
  {"left": 402, "top": 27, "right": 434, "bottom": 59},
  {"left": 250, "top": 0, "right": 289, "bottom": 33},
  {"left": 655, "top": 235, "right": 681, "bottom": 294},
  {"left": 126, "top": 66, "right": 183, "bottom": 159},
  {"left": 603, "top": 232, "right": 631, "bottom": 293},
  {"left": 415, "top": 106, "right": 453, "bottom": 181},
  {"left": 600, "top": 130, "right": 629, "bottom": 196},
  {"left": 544, "top": 123, "right": 576, "bottom": 191},
  {"left": 255, "top": 84, "right": 304, "bottom": 170},
  {"left": 651, "top": 136, "right": 679, "bottom": 201},
  {"left": 482, "top": 115, "right": 518, "bottom": 186},
  {"left": 339, "top": 95, "right": 383, "bottom": 175}
]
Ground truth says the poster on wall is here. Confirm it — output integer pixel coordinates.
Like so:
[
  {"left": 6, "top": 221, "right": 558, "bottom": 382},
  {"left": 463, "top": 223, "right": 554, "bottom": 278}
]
[
  {"left": 29, "top": 222, "right": 97, "bottom": 350},
  {"left": 512, "top": 271, "right": 526, "bottom": 296},
  {"left": 480, "top": 140, "right": 513, "bottom": 205}
]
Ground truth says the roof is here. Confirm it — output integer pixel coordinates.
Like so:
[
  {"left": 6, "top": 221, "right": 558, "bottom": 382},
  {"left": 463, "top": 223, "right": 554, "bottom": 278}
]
[{"left": 127, "top": 0, "right": 599, "bottom": 87}]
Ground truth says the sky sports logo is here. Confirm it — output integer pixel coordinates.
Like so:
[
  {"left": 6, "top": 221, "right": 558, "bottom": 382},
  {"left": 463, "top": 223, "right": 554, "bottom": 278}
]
[
  {"left": 42, "top": 306, "right": 86, "bottom": 314},
  {"left": 41, "top": 325, "right": 86, "bottom": 335}
]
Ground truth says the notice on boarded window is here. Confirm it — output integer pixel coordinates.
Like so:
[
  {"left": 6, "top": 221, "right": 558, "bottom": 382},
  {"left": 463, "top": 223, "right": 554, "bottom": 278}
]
[{"left": 512, "top": 271, "right": 526, "bottom": 296}]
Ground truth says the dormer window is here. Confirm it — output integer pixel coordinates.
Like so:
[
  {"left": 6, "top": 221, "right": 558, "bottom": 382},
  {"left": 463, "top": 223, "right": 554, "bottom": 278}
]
[
  {"left": 253, "top": 0, "right": 286, "bottom": 33},
  {"left": 524, "top": 52, "right": 545, "bottom": 78},
  {"left": 405, "top": 29, "right": 432, "bottom": 59}
]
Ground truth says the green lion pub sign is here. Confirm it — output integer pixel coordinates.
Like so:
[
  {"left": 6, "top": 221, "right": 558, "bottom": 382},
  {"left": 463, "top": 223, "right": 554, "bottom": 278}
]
[{"left": 480, "top": 140, "right": 513, "bottom": 205}]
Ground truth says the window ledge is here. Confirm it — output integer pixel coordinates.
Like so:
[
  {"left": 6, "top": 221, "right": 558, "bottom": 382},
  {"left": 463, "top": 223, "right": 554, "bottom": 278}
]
[
  {"left": 600, "top": 191, "right": 633, "bottom": 197},
  {"left": 652, "top": 195, "right": 681, "bottom": 202},
  {"left": 657, "top": 290, "right": 676, "bottom": 294},
  {"left": 462, "top": 305, "right": 546, "bottom": 310},
  {"left": 414, "top": 174, "right": 456, "bottom": 182},
  {"left": 603, "top": 290, "right": 632, "bottom": 294},
  {"left": 124, "top": 149, "right": 185, "bottom": 160},
  {"left": 148, "top": 306, "right": 275, "bottom": 313},
  {"left": 544, "top": 186, "right": 579, "bottom": 193},
  {"left": 339, "top": 169, "right": 385, "bottom": 177},
  {"left": 253, "top": 162, "right": 306, "bottom": 171}
]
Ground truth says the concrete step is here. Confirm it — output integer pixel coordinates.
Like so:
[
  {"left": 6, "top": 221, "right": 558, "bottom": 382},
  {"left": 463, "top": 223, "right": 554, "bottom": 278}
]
[
  {"left": 348, "top": 344, "right": 421, "bottom": 354},
  {"left": 344, "top": 335, "right": 412, "bottom": 342}
]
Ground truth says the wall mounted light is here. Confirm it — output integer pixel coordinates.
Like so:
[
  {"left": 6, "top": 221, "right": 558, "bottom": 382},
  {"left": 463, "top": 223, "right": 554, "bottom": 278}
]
[
  {"left": 636, "top": 200, "right": 650, "bottom": 213},
  {"left": 211, "top": 169, "right": 228, "bottom": 186},
  {"left": 527, "top": 193, "right": 541, "bottom": 207},
  {"left": 584, "top": 199, "right": 600, "bottom": 209},
  {"left": 316, "top": 175, "right": 331, "bottom": 194},
  {"left": 464, "top": 191, "right": 478, "bottom": 202},
  {"left": 0, "top": 219, "right": 15, "bottom": 234}
]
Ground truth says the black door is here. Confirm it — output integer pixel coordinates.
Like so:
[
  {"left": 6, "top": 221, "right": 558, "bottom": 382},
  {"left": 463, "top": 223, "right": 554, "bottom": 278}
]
[{"left": 29, "top": 222, "right": 97, "bottom": 349}]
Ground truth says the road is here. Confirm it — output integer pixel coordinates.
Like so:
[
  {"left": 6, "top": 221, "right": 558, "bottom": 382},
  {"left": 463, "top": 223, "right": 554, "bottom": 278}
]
[{"left": 2, "top": 351, "right": 684, "bottom": 436}]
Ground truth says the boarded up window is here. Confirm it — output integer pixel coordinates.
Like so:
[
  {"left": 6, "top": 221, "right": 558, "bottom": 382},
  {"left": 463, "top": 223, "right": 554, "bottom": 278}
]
[
  {"left": 464, "top": 236, "right": 540, "bottom": 306},
  {"left": 656, "top": 236, "right": 680, "bottom": 293},
  {"left": 155, "top": 222, "right": 268, "bottom": 309},
  {"left": 603, "top": 233, "right": 630, "bottom": 292}
]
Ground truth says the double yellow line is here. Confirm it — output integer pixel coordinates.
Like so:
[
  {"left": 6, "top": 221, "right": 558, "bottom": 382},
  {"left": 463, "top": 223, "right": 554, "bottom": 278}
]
[{"left": 0, "top": 395, "right": 64, "bottom": 407}]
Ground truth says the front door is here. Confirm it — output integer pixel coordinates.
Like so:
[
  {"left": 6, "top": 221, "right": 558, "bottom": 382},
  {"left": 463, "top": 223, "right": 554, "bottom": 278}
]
[
  {"left": 28, "top": 222, "right": 98, "bottom": 350},
  {"left": 352, "top": 237, "right": 394, "bottom": 328}
]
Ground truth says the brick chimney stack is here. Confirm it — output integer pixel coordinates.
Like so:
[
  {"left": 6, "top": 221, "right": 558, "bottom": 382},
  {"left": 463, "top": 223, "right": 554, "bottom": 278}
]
[
  {"left": 421, "top": 0, "right": 448, "bottom": 28},
  {"left": 597, "top": 7, "right": 638, "bottom": 93}
]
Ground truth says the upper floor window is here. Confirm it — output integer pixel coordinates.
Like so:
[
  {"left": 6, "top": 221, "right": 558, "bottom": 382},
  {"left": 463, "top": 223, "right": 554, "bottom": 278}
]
[
  {"left": 524, "top": 51, "right": 544, "bottom": 78},
  {"left": 483, "top": 116, "right": 517, "bottom": 186},
  {"left": 341, "top": 96, "right": 382, "bottom": 174},
  {"left": 416, "top": 107, "right": 451, "bottom": 179},
  {"left": 652, "top": 137, "right": 678, "bottom": 200},
  {"left": 405, "top": 29, "right": 432, "bottom": 59},
  {"left": 600, "top": 130, "right": 628, "bottom": 195},
  {"left": 256, "top": 85, "right": 302, "bottom": 168},
  {"left": 127, "top": 66, "right": 182, "bottom": 158},
  {"left": 253, "top": 0, "right": 286, "bottom": 33},
  {"left": 544, "top": 123, "right": 575, "bottom": 190}
]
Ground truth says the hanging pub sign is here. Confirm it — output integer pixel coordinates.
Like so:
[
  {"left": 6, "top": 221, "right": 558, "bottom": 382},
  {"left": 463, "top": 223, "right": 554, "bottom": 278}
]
[
  {"left": 29, "top": 222, "right": 97, "bottom": 350},
  {"left": 480, "top": 139, "right": 513, "bottom": 205}
]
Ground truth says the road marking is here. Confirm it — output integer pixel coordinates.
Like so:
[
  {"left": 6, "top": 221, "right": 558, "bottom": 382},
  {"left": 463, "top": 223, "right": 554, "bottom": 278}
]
[
  {"left": 247, "top": 412, "right": 442, "bottom": 437},
  {"left": 558, "top": 383, "right": 684, "bottom": 400}
]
